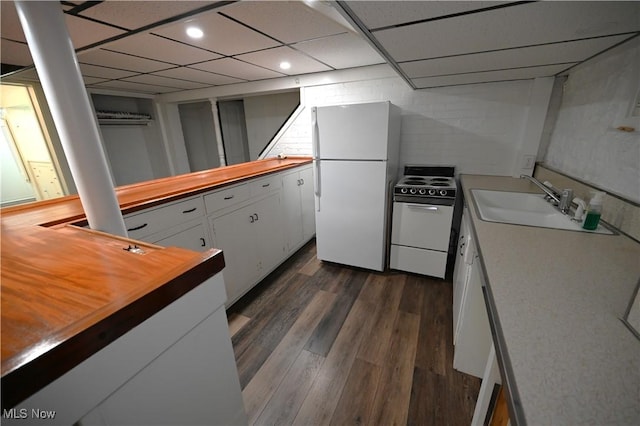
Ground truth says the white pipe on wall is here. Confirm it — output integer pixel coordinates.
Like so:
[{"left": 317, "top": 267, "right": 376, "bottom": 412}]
[
  {"left": 15, "top": 1, "right": 127, "bottom": 237},
  {"left": 209, "top": 99, "right": 227, "bottom": 167}
]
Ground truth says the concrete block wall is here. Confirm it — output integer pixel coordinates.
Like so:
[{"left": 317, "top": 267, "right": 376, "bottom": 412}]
[
  {"left": 268, "top": 75, "right": 548, "bottom": 177},
  {"left": 543, "top": 38, "right": 639, "bottom": 203}
]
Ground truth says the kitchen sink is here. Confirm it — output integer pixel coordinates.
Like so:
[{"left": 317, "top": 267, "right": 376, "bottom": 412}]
[{"left": 470, "top": 189, "right": 613, "bottom": 234}]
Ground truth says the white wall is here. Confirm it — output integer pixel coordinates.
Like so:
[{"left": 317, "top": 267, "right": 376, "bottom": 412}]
[
  {"left": 270, "top": 75, "right": 553, "bottom": 177},
  {"left": 243, "top": 91, "right": 299, "bottom": 160},
  {"left": 543, "top": 38, "right": 640, "bottom": 203}
]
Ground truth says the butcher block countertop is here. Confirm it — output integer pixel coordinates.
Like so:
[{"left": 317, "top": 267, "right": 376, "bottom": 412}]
[
  {"left": 1, "top": 157, "right": 311, "bottom": 409},
  {"left": 460, "top": 174, "right": 640, "bottom": 425}
]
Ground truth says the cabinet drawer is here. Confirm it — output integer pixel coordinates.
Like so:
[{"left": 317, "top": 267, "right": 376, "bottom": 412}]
[
  {"left": 124, "top": 196, "right": 205, "bottom": 240},
  {"left": 249, "top": 174, "right": 281, "bottom": 197},
  {"left": 389, "top": 245, "right": 447, "bottom": 279},
  {"left": 204, "top": 184, "right": 249, "bottom": 214}
]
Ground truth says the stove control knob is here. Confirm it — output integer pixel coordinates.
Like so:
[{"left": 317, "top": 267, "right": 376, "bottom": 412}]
[
  {"left": 419, "top": 188, "right": 426, "bottom": 195},
  {"left": 400, "top": 187, "right": 408, "bottom": 194},
  {"left": 409, "top": 188, "right": 417, "bottom": 194},
  {"left": 439, "top": 190, "right": 448, "bottom": 196},
  {"left": 428, "top": 189, "right": 436, "bottom": 196}
]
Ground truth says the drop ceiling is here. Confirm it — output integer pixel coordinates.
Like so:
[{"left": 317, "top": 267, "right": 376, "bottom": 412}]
[{"left": 1, "top": 1, "right": 638, "bottom": 94}]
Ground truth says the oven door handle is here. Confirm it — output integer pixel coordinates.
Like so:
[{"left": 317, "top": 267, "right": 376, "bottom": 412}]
[{"left": 407, "top": 204, "right": 440, "bottom": 211}]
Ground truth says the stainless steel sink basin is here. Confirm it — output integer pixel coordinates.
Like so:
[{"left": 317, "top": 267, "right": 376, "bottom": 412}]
[{"left": 471, "top": 189, "right": 613, "bottom": 234}]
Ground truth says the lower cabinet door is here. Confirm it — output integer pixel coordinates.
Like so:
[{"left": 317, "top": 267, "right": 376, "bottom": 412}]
[
  {"left": 210, "top": 205, "right": 258, "bottom": 304},
  {"left": 253, "top": 193, "right": 285, "bottom": 278},
  {"left": 453, "top": 259, "right": 492, "bottom": 378}
]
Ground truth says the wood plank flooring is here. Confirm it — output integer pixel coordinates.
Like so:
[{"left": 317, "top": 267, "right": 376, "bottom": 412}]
[{"left": 228, "top": 240, "right": 481, "bottom": 426}]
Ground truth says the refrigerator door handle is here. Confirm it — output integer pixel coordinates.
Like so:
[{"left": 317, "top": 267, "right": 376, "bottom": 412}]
[
  {"left": 311, "top": 107, "right": 319, "bottom": 159},
  {"left": 314, "top": 160, "right": 321, "bottom": 211}
]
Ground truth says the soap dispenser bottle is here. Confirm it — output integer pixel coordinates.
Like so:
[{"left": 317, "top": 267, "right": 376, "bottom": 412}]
[{"left": 582, "top": 191, "right": 604, "bottom": 230}]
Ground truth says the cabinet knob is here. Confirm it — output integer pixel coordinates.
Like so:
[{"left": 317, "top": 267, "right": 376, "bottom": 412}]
[
  {"left": 253, "top": 213, "right": 259, "bottom": 221},
  {"left": 249, "top": 215, "right": 255, "bottom": 223},
  {"left": 200, "top": 237, "right": 206, "bottom": 247}
]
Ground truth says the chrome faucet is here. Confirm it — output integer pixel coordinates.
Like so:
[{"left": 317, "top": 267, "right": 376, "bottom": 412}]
[
  {"left": 558, "top": 189, "right": 573, "bottom": 214},
  {"left": 519, "top": 174, "right": 561, "bottom": 204}
]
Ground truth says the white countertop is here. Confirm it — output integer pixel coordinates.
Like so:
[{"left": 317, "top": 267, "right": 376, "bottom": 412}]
[{"left": 460, "top": 174, "right": 640, "bottom": 425}]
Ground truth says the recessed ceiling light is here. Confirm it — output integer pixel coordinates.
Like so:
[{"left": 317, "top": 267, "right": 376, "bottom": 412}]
[
  {"left": 186, "top": 26, "right": 203, "bottom": 39},
  {"left": 279, "top": 61, "right": 291, "bottom": 70}
]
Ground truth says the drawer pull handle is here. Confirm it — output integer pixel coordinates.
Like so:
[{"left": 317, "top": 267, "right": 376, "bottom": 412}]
[
  {"left": 262, "top": 183, "right": 270, "bottom": 188},
  {"left": 460, "top": 241, "right": 466, "bottom": 256},
  {"left": 182, "top": 207, "right": 197, "bottom": 213},
  {"left": 249, "top": 215, "right": 255, "bottom": 223},
  {"left": 300, "top": 178, "right": 304, "bottom": 185},
  {"left": 224, "top": 195, "right": 234, "bottom": 200},
  {"left": 200, "top": 238, "right": 206, "bottom": 247},
  {"left": 408, "top": 205, "right": 439, "bottom": 211},
  {"left": 297, "top": 179, "right": 302, "bottom": 186},
  {"left": 253, "top": 213, "right": 259, "bottom": 221},
  {"left": 127, "top": 223, "right": 148, "bottom": 232}
]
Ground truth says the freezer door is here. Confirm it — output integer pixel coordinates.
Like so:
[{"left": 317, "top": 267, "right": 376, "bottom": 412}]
[
  {"left": 315, "top": 160, "right": 389, "bottom": 271},
  {"left": 315, "top": 102, "right": 391, "bottom": 160}
]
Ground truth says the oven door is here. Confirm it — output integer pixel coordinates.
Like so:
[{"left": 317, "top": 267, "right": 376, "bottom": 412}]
[{"left": 391, "top": 202, "right": 453, "bottom": 251}]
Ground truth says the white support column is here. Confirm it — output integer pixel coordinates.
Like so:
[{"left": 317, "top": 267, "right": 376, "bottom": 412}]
[
  {"left": 209, "top": 99, "right": 227, "bottom": 167},
  {"left": 15, "top": 1, "right": 127, "bottom": 237}
]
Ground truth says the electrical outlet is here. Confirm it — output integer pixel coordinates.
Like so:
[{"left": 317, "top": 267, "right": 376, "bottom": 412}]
[{"left": 522, "top": 155, "right": 536, "bottom": 169}]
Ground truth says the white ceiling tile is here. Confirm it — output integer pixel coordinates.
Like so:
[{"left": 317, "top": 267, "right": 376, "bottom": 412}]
[
  {"left": 376, "top": 2, "right": 640, "bottom": 62},
  {"left": 64, "top": 15, "right": 126, "bottom": 48},
  {"left": 412, "top": 64, "right": 576, "bottom": 89},
  {"left": 222, "top": 1, "right": 348, "bottom": 43},
  {"left": 345, "top": 1, "right": 508, "bottom": 29},
  {"left": 1, "top": 1, "right": 25, "bottom": 42},
  {"left": 78, "top": 1, "right": 215, "bottom": 31},
  {"left": 102, "top": 33, "right": 221, "bottom": 65},
  {"left": 0, "top": 2, "right": 124, "bottom": 48},
  {"left": 191, "top": 58, "right": 284, "bottom": 81},
  {"left": 91, "top": 80, "right": 180, "bottom": 94},
  {"left": 77, "top": 49, "right": 174, "bottom": 73},
  {"left": 235, "top": 46, "right": 332, "bottom": 76},
  {"left": 154, "top": 67, "right": 245, "bottom": 86},
  {"left": 0, "top": 39, "right": 32, "bottom": 66},
  {"left": 82, "top": 76, "right": 109, "bottom": 85},
  {"left": 152, "top": 10, "right": 280, "bottom": 56},
  {"left": 293, "top": 33, "right": 384, "bottom": 69},
  {"left": 400, "top": 35, "right": 632, "bottom": 78},
  {"left": 79, "top": 63, "right": 139, "bottom": 80},
  {"left": 123, "top": 74, "right": 210, "bottom": 90}
]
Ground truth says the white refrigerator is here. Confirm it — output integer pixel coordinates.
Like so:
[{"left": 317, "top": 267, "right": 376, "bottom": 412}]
[{"left": 311, "top": 101, "right": 401, "bottom": 271}]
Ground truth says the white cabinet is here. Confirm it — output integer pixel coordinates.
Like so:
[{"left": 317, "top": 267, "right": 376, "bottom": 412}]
[
  {"left": 453, "top": 207, "right": 492, "bottom": 379},
  {"left": 210, "top": 192, "right": 285, "bottom": 304},
  {"left": 120, "top": 164, "right": 313, "bottom": 307},
  {"left": 6, "top": 274, "right": 246, "bottom": 426},
  {"left": 123, "top": 195, "right": 208, "bottom": 252},
  {"left": 453, "top": 209, "right": 472, "bottom": 344},
  {"left": 281, "top": 165, "right": 315, "bottom": 253},
  {"left": 149, "top": 219, "right": 209, "bottom": 252}
]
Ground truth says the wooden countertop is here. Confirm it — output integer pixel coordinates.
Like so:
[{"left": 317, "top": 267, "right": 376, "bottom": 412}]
[
  {"left": 0, "top": 157, "right": 311, "bottom": 409},
  {"left": 460, "top": 174, "right": 640, "bottom": 425}
]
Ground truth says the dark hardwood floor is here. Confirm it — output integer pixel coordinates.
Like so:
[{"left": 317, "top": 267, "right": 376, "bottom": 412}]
[{"left": 227, "top": 239, "right": 481, "bottom": 426}]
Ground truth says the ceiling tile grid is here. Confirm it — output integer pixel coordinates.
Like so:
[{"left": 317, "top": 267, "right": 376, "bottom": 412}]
[{"left": 2, "top": 1, "right": 639, "bottom": 93}]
